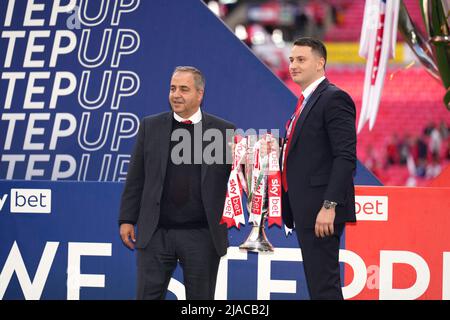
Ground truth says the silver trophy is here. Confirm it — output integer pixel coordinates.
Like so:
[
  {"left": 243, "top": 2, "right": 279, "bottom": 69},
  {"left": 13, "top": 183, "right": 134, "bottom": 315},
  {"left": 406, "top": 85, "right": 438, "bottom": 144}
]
[
  {"left": 238, "top": 135, "right": 276, "bottom": 252},
  {"left": 399, "top": 0, "right": 450, "bottom": 108}
]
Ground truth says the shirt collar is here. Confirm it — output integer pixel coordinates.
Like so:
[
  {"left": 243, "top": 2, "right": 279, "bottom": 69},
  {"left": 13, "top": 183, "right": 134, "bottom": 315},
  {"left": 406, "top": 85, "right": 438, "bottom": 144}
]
[
  {"left": 173, "top": 108, "right": 202, "bottom": 124},
  {"left": 301, "top": 76, "right": 326, "bottom": 101}
]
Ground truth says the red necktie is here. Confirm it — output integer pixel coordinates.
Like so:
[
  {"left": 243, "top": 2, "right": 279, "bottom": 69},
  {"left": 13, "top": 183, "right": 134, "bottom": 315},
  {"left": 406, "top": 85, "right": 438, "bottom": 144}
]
[
  {"left": 181, "top": 120, "right": 192, "bottom": 124},
  {"left": 281, "top": 94, "right": 305, "bottom": 191}
]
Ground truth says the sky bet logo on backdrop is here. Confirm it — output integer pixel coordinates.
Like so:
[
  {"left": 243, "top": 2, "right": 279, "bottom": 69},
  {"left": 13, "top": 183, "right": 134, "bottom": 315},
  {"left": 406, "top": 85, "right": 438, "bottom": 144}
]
[
  {"left": 0, "top": 189, "right": 51, "bottom": 214},
  {"left": 355, "top": 195, "right": 388, "bottom": 221}
]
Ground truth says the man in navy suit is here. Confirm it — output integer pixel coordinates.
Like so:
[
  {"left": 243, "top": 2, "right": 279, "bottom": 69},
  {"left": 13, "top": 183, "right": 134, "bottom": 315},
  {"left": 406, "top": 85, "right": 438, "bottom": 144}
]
[
  {"left": 119, "top": 66, "right": 235, "bottom": 300},
  {"left": 281, "top": 38, "right": 357, "bottom": 299}
]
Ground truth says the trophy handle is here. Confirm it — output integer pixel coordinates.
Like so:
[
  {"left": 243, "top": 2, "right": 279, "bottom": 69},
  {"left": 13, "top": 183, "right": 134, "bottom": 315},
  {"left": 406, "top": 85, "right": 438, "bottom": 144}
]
[
  {"left": 422, "top": 0, "right": 450, "bottom": 107},
  {"left": 398, "top": 0, "right": 440, "bottom": 80},
  {"left": 399, "top": 0, "right": 450, "bottom": 107}
]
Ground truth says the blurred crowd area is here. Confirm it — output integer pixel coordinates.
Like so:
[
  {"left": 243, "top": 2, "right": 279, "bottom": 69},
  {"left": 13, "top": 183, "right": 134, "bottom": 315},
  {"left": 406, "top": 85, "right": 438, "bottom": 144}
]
[
  {"left": 203, "top": 0, "right": 347, "bottom": 40},
  {"left": 203, "top": 0, "right": 450, "bottom": 186},
  {"left": 365, "top": 120, "right": 450, "bottom": 186},
  {"left": 203, "top": 0, "right": 346, "bottom": 80}
]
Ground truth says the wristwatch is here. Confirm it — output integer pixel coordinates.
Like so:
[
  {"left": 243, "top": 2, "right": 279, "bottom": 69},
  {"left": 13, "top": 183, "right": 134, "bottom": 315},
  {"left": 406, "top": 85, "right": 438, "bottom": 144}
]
[{"left": 323, "top": 200, "right": 338, "bottom": 210}]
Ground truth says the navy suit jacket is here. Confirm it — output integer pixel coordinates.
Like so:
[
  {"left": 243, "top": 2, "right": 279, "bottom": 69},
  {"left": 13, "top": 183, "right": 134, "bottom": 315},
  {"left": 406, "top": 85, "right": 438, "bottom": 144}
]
[{"left": 282, "top": 78, "right": 357, "bottom": 229}]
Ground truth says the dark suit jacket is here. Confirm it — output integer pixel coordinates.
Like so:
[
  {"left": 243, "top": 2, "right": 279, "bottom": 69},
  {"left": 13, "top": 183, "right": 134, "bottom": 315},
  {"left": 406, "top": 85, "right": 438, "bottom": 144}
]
[
  {"left": 119, "top": 111, "right": 235, "bottom": 256},
  {"left": 282, "top": 78, "right": 357, "bottom": 229}
]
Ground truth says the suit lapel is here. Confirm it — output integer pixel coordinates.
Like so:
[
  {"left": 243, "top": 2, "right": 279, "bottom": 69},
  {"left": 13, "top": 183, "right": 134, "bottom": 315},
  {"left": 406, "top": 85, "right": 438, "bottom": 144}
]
[
  {"left": 289, "top": 78, "right": 329, "bottom": 151},
  {"left": 159, "top": 112, "right": 173, "bottom": 184},
  {"left": 201, "top": 111, "right": 211, "bottom": 185}
]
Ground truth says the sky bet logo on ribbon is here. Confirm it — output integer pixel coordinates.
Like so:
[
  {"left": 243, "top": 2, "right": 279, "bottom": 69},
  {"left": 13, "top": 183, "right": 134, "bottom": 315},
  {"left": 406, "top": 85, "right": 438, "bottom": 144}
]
[{"left": 0, "top": 189, "right": 51, "bottom": 213}]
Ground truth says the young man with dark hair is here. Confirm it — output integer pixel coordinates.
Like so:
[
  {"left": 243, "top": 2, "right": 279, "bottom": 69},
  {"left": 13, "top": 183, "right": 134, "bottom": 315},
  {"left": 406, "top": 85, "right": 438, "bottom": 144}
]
[{"left": 281, "top": 37, "right": 357, "bottom": 299}]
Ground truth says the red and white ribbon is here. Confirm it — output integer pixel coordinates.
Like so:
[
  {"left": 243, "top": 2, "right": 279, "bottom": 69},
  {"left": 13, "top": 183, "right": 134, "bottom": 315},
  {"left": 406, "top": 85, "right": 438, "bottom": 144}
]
[
  {"left": 249, "top": 139, "right": 266, "bottom": 225},
  {"left": 221, "top": 133, "right": 282, "bottom": 229},
  {"left": 221, "top": 136, "right": 247, "bottom": 228},
  {"left": 267, "top": 135, "right": 282, "bottom": 227}
]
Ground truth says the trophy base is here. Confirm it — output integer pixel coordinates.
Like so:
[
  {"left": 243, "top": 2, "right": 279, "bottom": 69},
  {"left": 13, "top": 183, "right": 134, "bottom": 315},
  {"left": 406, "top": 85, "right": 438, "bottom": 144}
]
[{"left": 239, "top": 225, "right": 274, "bottom": 252}]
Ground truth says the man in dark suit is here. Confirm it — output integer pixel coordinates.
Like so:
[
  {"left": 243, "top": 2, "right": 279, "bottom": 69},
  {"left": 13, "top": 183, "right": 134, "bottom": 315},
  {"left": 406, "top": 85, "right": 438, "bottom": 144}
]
[
  {"left": 119, "top": 66, "right": 235, "bottom": 300},
  {"left": 281, "top": 38, "right": 357, "bottom": 299}
]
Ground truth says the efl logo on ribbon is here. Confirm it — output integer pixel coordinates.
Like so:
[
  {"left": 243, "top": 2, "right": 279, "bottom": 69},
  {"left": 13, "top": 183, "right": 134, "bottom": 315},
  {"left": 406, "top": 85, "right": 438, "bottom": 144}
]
[
  {"left": 10, "top": 189, "right": 52, "bottom": 214},
  {"left": 355, "top": 195, "right": 388, "bottom": 221}
]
